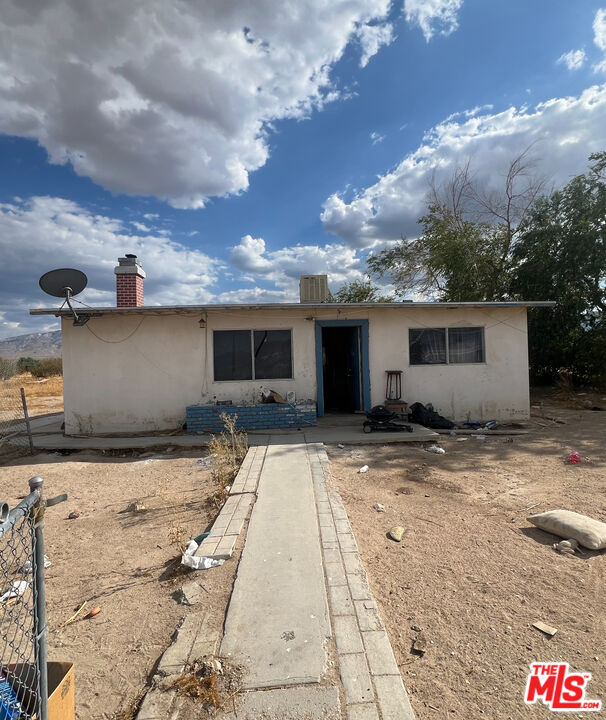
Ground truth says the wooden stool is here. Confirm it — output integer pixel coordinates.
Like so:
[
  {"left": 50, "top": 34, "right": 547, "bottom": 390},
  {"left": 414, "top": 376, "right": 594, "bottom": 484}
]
[{"left": 385, "top": 370, "right": 403, "bottom": 401}]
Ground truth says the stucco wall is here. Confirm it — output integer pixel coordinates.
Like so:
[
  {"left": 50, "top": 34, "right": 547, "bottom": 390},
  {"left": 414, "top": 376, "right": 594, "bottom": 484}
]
[{"left": 61, "top": 305, "right": 529, "bottom": 434}]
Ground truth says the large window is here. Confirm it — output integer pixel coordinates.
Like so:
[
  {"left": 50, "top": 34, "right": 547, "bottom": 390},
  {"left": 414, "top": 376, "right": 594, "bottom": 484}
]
[
  {"left": 409, "top": 327, "right": 485, "bottom": 365},
  {"left": 213, "top": 329, "right": 292, "bottom": 381}
]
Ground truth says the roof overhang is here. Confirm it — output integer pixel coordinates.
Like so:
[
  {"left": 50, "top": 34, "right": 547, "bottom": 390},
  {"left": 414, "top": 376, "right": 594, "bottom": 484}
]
[{"left": 29, "top": 301, "right": 557, "bottom": 317}]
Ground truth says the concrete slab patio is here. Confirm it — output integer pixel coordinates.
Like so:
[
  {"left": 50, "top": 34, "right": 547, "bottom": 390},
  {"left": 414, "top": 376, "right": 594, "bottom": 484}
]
[{"left": 19, "top": 412, "right": 437, "bottom": 450}]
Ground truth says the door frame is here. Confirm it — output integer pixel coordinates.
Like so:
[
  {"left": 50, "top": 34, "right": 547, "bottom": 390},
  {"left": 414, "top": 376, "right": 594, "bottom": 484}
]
[{"left": 315, "top": 319, "right": 371, "bottom": 417}]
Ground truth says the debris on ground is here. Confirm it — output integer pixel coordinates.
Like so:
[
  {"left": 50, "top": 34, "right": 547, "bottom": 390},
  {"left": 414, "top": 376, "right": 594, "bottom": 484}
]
[
  {"left": 568, "top": 451, "right": 581, "bottom": 464},
  {"left": 409, "top": 402, "right": 455, "bottom": 429},
  {"left": 426, "top": 445, "right": 445, "bottom": 454},
  {"left": 86, "top": 606, "right": 101, "bottom": 618},
  {"left": 358, "top": 465, "right": 369, "bottom": 473},
  {"left": 170, "top": 656, "right": 244, "bottom": 712},
  {"left": 411, "top": 625, "right": 422, "bottom": 632},
  {"left": 196, "top": 454, "right": 217, "bottom": 467},
  {"left": 67, "top": 511, "right": 80, "bottom": 520},
  {"left": 528, "top": 509, "right": 606, "bottom": 550},
  {"left": 553, "top": 538, "right": 580, "bottom": 557},
  {"left": 181, "top": 540, "right": 225, "bottom": 570},
  {"left": 472, "top": 434, "right": 487, "bottom": 440},
  {"left": 388, "top": 526, "right": 405, "bottom": 542},
  {"left": 532, "top": 621, "right": 557, "bottom": 637},
  {"left": 58, "top": 601, "right": 88, "bottom": 628},
  {"left": 178, "top": 581, "right": 205, "bottom": 606},
  {"left": 0, "top": 580, "right": 30, "bottom": 603},
  {"left": 412, "top": 632, "right": 428, "bottom": 654},
  {"left": 373, "top": 503, "right": 386, "bottom": 512},
  {"left": 337, "top": 443, "right": 345, "bottom": 449},
  {"left": 21, "top": 555, "right": 51, "bottom": 574},
  {"left": 125, "top": 501, "right": 147, "bottom": 513}
]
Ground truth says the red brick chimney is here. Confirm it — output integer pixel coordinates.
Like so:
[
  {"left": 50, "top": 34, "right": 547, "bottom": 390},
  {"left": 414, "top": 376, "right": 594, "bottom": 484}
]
[{"left": 114, "top": 254, "right": 145, "bottom": 307}]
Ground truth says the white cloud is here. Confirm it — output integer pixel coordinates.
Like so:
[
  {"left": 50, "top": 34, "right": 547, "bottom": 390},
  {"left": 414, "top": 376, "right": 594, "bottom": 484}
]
[
  {"left": 229, "top": 235, "right": 364, "bottom": 298},
  {"left": 594, "top": 8, "right": 606, "bottom": 72},
  {"left": 370, "top": 131, "right": 385, "bottom": 145},
  {"left": 321, "top": 84, "right": 606, "bottom": 247},
  {"left": 0, "top": 197, "right": 221, "bottom": 337},
  {"left": 357, "top": 23, "right": 394, "bottom": 68},
  {"left": 0, "top": 197, "right": 368, "bottom": 337},
  {"left": 404, "top": 0, "right": 463, "bottom": 41},
  {"left": 557, "top": 49, "right": 586, "bottom": 71},
  {"left": 0, "top": 0, "right": 392, "bottom": 208},
  {"left": 131, "top": 221, "right": 151, "bottom": 232}
]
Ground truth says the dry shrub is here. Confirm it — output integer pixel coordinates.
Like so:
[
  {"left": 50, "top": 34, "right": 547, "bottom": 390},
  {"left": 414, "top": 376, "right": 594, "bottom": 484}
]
[
  {"left": 171, "top": 657, "right": 244, "bottom": 713},
  {"left": 207, "top": 413, "right": 248, "bottom": 502},
  {"left": 30, "top": 358, "right": 62, "bottom": 378}
]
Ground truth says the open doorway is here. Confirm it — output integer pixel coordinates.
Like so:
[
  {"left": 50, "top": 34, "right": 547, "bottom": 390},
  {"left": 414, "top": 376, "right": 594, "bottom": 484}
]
[{"left": 315, "top": 320, "right": 370, "bottom": 416}]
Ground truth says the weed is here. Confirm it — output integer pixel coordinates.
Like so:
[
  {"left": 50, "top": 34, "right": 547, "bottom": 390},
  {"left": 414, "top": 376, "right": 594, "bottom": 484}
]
[
  {"left": 208, "top": 413, "right": 248, "bottom": 493},
  {"left": 171, "top": 656, "right": 244, "bottom": 713}
]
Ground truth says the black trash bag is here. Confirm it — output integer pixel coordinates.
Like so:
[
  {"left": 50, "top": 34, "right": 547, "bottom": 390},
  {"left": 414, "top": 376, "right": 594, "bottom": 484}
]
[{"left": 409, "top": 402, "right": 455, "bottom": 429}]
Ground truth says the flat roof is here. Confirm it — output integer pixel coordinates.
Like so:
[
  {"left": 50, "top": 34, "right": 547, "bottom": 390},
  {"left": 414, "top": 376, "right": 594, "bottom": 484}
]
[{"left": 30, "top": 300, "right": 557, "bottom": 316}]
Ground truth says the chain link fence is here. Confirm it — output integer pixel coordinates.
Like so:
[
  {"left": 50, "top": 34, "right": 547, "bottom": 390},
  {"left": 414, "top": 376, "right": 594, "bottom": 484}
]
[
  {"left": 0, "top": 379, "right": 34, "bottom": 455},
  {"left": 0, "top": 479, "right": 49, "bottom": 720}
]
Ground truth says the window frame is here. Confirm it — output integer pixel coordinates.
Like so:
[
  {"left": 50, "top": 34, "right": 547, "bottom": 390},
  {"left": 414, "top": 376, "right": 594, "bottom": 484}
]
[
  {"left": 408, "top": 326, "right": 486, "bottom": 366},
  {"left": 213, "top": 328, "right": 294, "bottom": 382}
]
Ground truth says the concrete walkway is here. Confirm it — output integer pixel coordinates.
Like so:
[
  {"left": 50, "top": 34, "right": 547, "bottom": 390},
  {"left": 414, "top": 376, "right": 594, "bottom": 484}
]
[
  {"left": 21, "top": 413, "right": 437, "bottom": 450},
  {"left": 221, "top": 443, "right": 331, "bottom": 689},
  {"left": 217, "top": 443, "right": 416, "bottom": 720}
]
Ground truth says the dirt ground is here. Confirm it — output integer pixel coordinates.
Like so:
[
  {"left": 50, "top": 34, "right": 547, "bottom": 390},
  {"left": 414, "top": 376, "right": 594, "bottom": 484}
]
[
  {"left": 0, "top": 447, "right": 240, "bottom": 720},
  {"left": 328, "top": 391, "right": 606, "bottom": 719}
]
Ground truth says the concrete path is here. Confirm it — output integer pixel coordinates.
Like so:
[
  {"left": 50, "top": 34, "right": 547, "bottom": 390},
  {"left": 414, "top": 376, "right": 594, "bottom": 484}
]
[{"left": 220, "top": 443, "right": 331, "bottom": 689}]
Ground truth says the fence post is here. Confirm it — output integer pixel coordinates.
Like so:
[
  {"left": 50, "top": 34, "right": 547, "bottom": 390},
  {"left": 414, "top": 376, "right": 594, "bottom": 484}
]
[
  {"left": 29, "top": 476, "right": 48, "bottom": 720},
  {"left": 20, "top": 388, "right": 35, "bottom": 456}
]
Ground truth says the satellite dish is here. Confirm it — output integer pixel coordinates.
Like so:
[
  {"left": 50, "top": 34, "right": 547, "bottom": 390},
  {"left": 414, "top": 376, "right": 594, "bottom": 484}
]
[
  {"left": 39, "top": 269, "right": 88, "bottom": 298},
  {"left": 39, "top": 268, "right": 90, "bottom": 325}
]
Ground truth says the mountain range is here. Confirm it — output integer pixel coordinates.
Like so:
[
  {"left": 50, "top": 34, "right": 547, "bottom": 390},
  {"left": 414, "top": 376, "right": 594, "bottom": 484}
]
[{"left": 0, "top": 330, "right": 61, "bottom": 358}]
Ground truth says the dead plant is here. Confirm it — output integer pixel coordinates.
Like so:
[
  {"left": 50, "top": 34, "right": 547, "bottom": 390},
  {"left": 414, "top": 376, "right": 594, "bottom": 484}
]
[
  {"left": 208, "top": 413, "right": 248, "bottom": 492},
  {"left": 170, "top": 656, "right": 244, "bottom": 713}
]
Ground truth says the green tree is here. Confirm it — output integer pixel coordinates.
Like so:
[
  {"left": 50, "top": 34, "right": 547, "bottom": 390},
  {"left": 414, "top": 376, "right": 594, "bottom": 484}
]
[
  {"left": 368, "top": 149, "right": 545, "bottom": 301},
  {"left": 330, "top": 278, "right": 392, "bottom": 303},
  {"left": 511, "top": 152, "right": 606, "bottom": 382}
]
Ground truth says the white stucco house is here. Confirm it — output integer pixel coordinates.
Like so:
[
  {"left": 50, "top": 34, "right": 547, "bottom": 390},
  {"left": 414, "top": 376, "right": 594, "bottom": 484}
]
[{"left": 30, "top": 257, "right": 554, "bottom": 436}]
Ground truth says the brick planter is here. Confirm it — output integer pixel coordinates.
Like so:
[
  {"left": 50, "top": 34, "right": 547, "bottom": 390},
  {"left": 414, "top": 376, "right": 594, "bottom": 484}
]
[{"left": 186, "top": 402, "right": 317, "bottom": 433}]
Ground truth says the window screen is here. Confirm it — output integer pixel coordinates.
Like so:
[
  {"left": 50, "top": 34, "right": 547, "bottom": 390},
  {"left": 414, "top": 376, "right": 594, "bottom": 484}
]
[
  {"left": 448, "top": 327, "right": 485, "bottom": 363},
  {"left": 409, "top": 328, "right": 447, "bottom": 365},
  {"left": 253, "top": 330, "right": 292, "bottom": 379},
  {"left": 213, "top": 330, "right": 252, "bottom": 381}
]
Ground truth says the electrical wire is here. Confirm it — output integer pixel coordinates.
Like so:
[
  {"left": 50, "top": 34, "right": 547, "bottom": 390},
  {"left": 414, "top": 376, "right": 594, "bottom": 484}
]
[{"left": 84, "top": 316, "right": 145, "bottom": 343}]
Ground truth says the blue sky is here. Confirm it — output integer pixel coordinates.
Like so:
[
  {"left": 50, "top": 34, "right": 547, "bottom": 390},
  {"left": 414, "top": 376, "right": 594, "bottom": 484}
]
[{"left": 1, "top": 0, "right": 606, "bottom": 338}]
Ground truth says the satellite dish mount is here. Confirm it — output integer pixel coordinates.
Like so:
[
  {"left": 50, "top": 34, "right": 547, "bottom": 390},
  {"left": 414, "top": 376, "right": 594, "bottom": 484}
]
[{"left": 39, "top": 269, "right": 91, "bottom": 326}]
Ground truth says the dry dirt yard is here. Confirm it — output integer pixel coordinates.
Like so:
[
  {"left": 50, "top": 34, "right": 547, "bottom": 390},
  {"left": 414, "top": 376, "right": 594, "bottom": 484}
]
[
  {"left": 1, "top": 447, "right": 239, "bottom": 720},
  {"left": 328, "top": 395, "right": 606, "bottom": 719}
]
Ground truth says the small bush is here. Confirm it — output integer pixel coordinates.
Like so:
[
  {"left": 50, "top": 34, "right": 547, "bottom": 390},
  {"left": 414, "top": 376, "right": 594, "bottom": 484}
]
[
  {"left": 207, "top": 413, "right": 248, "bottom": 507},
  {"left": 17, "top": 356, "right": 38, "bottom": 373},
  {"left": 30, "top": 358, "right": 62, "bottom": 378},
  {"left": 0, "top": 357, "right": 17, "bottom": 380}
]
